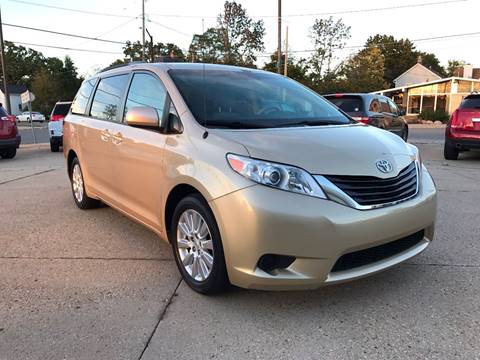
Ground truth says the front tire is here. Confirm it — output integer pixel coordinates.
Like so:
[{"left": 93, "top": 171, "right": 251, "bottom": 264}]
[
  {"left": 0, "top": 147, "right": 16, "bottom": 159},
  {"left": 70, "top": 158, "right": 100, "bottom": 209},
  {"left": 444, "top": 140, "right": 459, "bottom": 160},
  {"left": 170, "top": 194, "right": 229, "bottom": 294}
]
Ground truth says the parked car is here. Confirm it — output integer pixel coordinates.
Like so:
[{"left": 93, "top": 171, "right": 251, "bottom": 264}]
[
  {"left": 444, "top": 93, "right": 480, "bottom": 160},
  {"left": 48, "top": 101, "right": 72, "bottom": 152},
  {"left": 0, "top": 105, "right": 21, "bottom": 159},
  {"left": 16, "top": 111, "right": 45, "bottom": 123},
  {"left": 64, "top": 63, "right": 437, "bottom": 294},
  {"left": 324, "top": 93, "right": 409, "bottom": 141}
]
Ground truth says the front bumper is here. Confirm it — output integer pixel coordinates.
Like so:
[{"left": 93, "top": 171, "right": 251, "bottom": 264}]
[{"left": 209, "top": 166, "right": 437, "bottom": 290}]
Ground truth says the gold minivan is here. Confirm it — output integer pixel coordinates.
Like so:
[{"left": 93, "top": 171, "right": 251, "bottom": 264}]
[{"left": 64, "top": 63, "right": 437, "bottom": 294}]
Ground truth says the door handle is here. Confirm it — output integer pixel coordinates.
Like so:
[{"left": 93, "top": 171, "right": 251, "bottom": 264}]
[
  {"left": 112, "top": 132, "right": 123, "bottom": 145},
  {"left": 100, "top": 129, "right": 111, "bottom": 142}
]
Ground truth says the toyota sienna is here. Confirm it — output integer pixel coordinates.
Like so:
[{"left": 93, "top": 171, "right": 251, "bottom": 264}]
[{"left": 64, "top": 63, "right": 437, "bottom": 294}]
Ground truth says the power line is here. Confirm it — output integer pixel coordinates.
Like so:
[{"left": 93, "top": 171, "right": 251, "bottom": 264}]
[
  {"left": 147, "top": 19, "right": 191, "bottom": 37},
  {"left": 9, "top": 41, "right": 123, "bottom": 55},
  {"left": 9, "top": 0, "right": 135, "bottom": 18},
  {"left": 147, "top": 0, "right": 467, "bottom": 18},
  {"left": 76, "top": 16, "right": 139, "bottom": 46},
  {"left": 254, "top": 31, "right": 480, "bottom": 57},
  {"left": 3, "top": 23, "right": 125, "bottom": 44}
]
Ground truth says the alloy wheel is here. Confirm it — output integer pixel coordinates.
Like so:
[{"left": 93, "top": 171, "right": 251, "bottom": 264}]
[
  {"left": 72, "top": 164, "right": 84, "bottom": 203},
  {"left": 176, "top": 209, "right": 214, "bottom": 282}
]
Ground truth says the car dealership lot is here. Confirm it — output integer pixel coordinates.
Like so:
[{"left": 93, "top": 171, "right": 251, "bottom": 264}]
[{"left": 1, "top": 129, "right": 479, "bottom": 359}]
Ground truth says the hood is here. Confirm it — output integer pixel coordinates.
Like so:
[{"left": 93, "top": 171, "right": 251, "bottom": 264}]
[{"left": 212, "top": 124, "right": 415, "bottom": 178}]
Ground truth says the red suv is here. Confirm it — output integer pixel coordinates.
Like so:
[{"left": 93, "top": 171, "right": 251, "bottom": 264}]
[
  {"left": 0, "top": 106, "right": 21, "bottom": 159},
  {"left": 444, "top": 94, "right": 480, "bottom": 160}
]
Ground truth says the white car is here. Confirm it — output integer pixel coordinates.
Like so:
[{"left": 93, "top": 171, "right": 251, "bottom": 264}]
[
  {"left": 48, "top": 101, "right": 72, "bottom": 152},
  {"left": 16, "top": 111, "right": 46, "bottom": 123}
]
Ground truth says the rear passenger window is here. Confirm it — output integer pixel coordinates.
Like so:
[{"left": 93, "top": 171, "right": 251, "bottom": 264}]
[
  {"left": 71, "top": 79, "right": 96, "bottom": 115},
  {"left": 124, "top": 73, "right": 167, "bottom": 122},
  {"left": 380, "top": 100, "right": 390, "bottom": 113},
  {"left": 90, "top": 74, "right": 129, "bottom": 122},
  {"left": 369, "top": 99, "right": 381, "bottom": 112},
  {"left": 388, "top": 99, "right": 398, "bottom": 115}
]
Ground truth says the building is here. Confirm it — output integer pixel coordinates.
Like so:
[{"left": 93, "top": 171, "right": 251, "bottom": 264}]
[
  {"left": 373, "top": 65, "right": 480, "bottom": 116},
  {"left": 0, "top": 84, "right": 28, "bottom": 116},
  {"left": 393, "top": 62, "right": 441, "bottom": 88}
]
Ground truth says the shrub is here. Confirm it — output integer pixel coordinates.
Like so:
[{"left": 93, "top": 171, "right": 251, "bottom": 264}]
[{"left": 418, "top": 109, "right": 450, "bottom": 123}]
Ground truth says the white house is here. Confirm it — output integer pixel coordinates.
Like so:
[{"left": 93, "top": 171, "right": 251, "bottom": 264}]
[
  {"left": 0, "top": 84, "right": 28, "bottom": 116},
  {"left": 393, "top": 63, "right": 441, "bottom": 88}
]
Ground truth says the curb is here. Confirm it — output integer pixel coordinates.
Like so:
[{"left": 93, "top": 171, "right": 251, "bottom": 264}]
[
  {"left": 409, "top": 124, "right": 446, "bottom": 129},
  {"left": 20, "top": 143, "right": 50, "bottom": 149}
]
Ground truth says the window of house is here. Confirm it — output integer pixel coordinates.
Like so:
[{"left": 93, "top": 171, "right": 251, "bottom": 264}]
[{"left": 90, "top": 74, "right": 129, "bottom": 122}]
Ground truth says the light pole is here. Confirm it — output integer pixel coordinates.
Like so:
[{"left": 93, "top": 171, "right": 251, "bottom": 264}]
[
  {"left": 141, "top": 0, "right": 146, "bottom": 61},
  {"left": 277, "top": 0, "right": 282, "bottom": 74}
]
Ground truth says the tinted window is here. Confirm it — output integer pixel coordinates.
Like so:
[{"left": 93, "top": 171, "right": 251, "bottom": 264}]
[
  {"left": 124, "top": 73, "right": 167, "bottom": 122},
  {"left": 52, "top": 103, "right": 71, "bottom": 116},
  {"left": 0, "top": 106, "right": 8, "bottom": 118},
  {"left": 460, "top": 96, "right": 480, "bottom": 108},
  {"left": 326, "top": 96, "right": 363, "bottom": 113},
  {"left": 388, "top": 99, "right": 398, "bottom": 115},
  {"left": 380, "top": 100, "right": 390, "bottom": 113},
  {"left": 71, "top": 79, "right": 96, "bottom": 115},
  {"left": 90, "top": 75, "right": 129, "bottom": 122},
  {"left": 369, "top": 99, "right": 381, "bottom": 112},
  {"left": 169, "top": 68, "right": 349, "bottom": 129}
]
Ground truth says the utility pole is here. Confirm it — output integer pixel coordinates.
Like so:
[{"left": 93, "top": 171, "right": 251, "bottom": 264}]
[
  {"left": 0, "top": 7, "right": 11, "bottom": 114},
  {"left": 141, "top": 0, "right": 145, "bottom": 61},
  {"left": 146, "top": 28, "right": 153, "bottom": 62},
  {"left": 277, "top": 0, "right": 282, "bottom": 74},
  {"left": 284, "top": 26, "right": 289, "bottom": 76}
]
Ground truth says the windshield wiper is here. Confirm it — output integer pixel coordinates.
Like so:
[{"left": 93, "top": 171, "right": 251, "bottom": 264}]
[{"left": 274, "top": 120, "right": 342, "bottom": 128}]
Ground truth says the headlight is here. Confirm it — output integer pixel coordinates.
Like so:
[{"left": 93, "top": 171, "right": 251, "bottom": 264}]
[
  {"left": 227, "top": 154, "right": 327, "bottom": 199},
  {"left": 407, "top": 143, "right": 422, "bottom": 167}
]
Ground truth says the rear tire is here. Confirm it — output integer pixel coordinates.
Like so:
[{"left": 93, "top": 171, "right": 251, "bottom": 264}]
[
  {"left": 0, "top": 147, "right": 16, "bottom": 159},
  {"left": 444, "top": 140, "right": 459, "bottom": 160},
  {"left": 170, "top": 194, "right": 229, "bottom": 294},
  {"left": 70, "top": 158, "right": 101, "bottom": 209},
  {"left": 50, "top": 141, "right": 60, "bottom": 152}
]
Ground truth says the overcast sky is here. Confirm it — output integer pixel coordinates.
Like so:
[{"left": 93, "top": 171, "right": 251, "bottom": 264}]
[{"left": 2, "top": 0, "right": 479, "bottom": 77}]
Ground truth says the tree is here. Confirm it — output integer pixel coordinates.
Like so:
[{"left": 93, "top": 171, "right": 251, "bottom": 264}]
[
  {"left": 263, "top": 53, "right": 310, "bottom": 86},
  {"left": 1, "top": 41, "right": 45, "bottom": 86},
  {"left": 121, "top": 41, "right": 185, "bottom": 62},
  {"left": 31, "top": 56, "right": 82, "bottom": 114},
  {"left": 188, "top": 1, "right": 265, "bottom": 66},
  {"left": 364, "top": 35, "right": 446, "bottom": 86},
  {"left": 446, "top": 59, "right": 467, "bottom": 76},
  {"left": 309, "top": 17, "right": 350, "bottom": 81},
  {"left": 340, "top": 47, "right": 388, "bottom": 93}
]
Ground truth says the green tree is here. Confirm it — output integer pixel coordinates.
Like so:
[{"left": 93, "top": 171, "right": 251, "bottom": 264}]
[
  {"left": 188, "top": 1, "right": 265, "bottom": 66},
  {"left": 263, "top": 53, "right": 310, "bottom": 86},
  {"left": 416, "top": 52, "right": 446, "bottom": 77},
  {"left": 446, "top": 59, "right": 466, "bottom": 76},
  {"left": 121, "top": 40, "right": 185, "bottom": 62},
  {"left": 309, "top": 17, "right": 351, "bottom": 81},
  {"left": 340, "top": 47, "right": 388, "bottom": 93},
  {"left": 1, "top": 41, "right": 45, "bottom": 86}
]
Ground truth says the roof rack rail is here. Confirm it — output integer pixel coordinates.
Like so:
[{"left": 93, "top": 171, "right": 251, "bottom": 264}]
[{"left": 98, "top": 61, "right": 147, "bottom": 73}]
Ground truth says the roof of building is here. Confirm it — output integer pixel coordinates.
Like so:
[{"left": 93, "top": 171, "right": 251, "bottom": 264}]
[
  {"left": 0, "top": 84, "right": 28, "bottom": 94},
  {"left": 393, "top": 63, "right": 442, "bottom": 83},
  {"left": 372, "top": 76, "right": 480, "bottom": 94}
]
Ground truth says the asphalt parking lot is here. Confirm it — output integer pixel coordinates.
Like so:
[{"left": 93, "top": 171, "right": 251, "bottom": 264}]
[{"left": 1, "top": 127, "right": 479, "bottom": 359}]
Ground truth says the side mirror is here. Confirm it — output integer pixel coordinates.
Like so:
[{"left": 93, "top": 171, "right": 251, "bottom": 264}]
[
  {"left": 125, "top": 106, "right": 161, "bottom": 128},
  {"left": 398, "top": 108, "right": 406, "bottom": 116},
  {"left": 167, "top": 112, "right": 183, "bottom": 134}
]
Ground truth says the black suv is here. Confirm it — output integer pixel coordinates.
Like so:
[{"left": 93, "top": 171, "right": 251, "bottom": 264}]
[{"left": 324, "top": 93, "right": 409, "bottom": 141}]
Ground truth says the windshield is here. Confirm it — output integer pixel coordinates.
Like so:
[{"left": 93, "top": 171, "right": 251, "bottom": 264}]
[
  {"left": 168, "top": 68, "right": 350, "bottom": 129},
  {"left": 460, "top": 96, "right": 480, "bottom": 109},
  {"left": 325, "top": 96, "right": 364, "bottom": 114}
]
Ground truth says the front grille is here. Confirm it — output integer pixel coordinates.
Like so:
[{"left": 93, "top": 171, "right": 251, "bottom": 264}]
[
  {"left": 331, "top": 230, "right": 424, "bottom": 273},
  {"left": 324, "top": 162, "right": 418, "bottom": 206}
]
